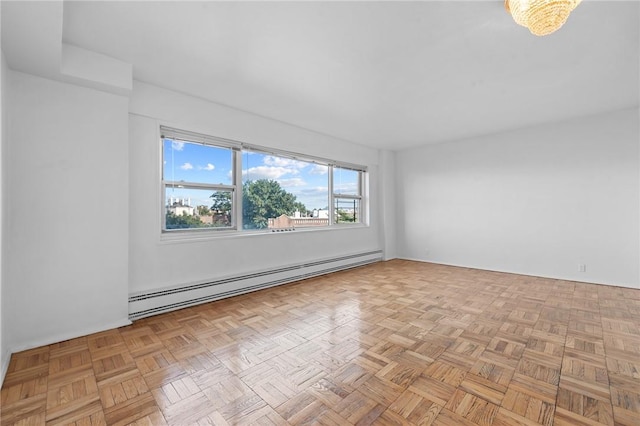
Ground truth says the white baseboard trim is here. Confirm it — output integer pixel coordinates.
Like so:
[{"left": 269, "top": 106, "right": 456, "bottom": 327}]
[
  {"left": 0, "top": 347, "right": 11, "bottom": 388},
  {"left": 397, "top": 257, "right": 637, "bottom": 289},
  {"left": 7, "top": 318, "right": 132, "bottom": 356},
  {"left": 130, "top": 250, "right": 383, "bottom": 320}
]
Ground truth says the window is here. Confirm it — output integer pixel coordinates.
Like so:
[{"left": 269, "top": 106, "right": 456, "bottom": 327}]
[
  {"left": 333, "top": 167, "right": 363, "bottom": 224},
  {"left": 162, "top": 129, "right": 238, "bottom": 231},
  {"left": 242, "top": 150, "right": 330, "bottom": 230},
  {"left": 160, "top": 126, "right": 366, "bottom": 234}
]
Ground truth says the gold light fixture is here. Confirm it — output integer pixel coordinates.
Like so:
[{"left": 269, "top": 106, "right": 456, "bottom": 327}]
[{"left": 505, "top": 0, "right": 582, "bottom": 36}]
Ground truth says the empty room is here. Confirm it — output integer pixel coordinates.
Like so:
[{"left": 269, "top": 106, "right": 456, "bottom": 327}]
[{"left": 0, "top": 1, "right": 638, "bottom": 425}]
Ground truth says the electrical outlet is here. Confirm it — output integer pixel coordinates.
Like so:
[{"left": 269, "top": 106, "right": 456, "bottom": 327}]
[{"left": 579, "top": 264, "right": 586, "bottom": 272}]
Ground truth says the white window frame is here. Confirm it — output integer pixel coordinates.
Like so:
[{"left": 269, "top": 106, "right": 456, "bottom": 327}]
[
  {"left": 331, "top": 165, "right": 365, "bottom": 225},
  {"left": 161, "top": 126, "right": 241, "bottom": 232},
  {"left": 160, "top": 126, "right": 368, "bottom": 237}
]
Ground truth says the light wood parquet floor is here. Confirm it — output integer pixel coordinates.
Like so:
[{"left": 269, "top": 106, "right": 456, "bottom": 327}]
[{"left": 2, "top": 260, "right": 639, "bottom": 425}]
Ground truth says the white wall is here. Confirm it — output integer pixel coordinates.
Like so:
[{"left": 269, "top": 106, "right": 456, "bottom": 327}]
[
  {"left": 379, "top": 150, "right": 397, "bottom": 260},
  {"left": 128, "top": 81, "right": 383, "bottom": 295},
  {"left": 397, "top": 108, "right": 640, "bottom": 288},
  {"left": 5, "top": 71, "right": 131, "bottom": 352},
  {"left": 0, "top": 49, "right": 8, "bottom": 381}
]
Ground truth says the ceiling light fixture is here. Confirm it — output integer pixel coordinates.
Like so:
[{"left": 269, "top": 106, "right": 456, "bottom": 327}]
[{"left": 505, "top": 0, "right": 582, "bottom": 36}]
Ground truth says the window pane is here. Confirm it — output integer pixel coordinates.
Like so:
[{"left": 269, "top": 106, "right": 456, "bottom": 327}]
[
  {"left": 165, "top": 187, "right": 232, "bottom": 229},
  {"left": 333, "top": 167, "right": 360, "bottom": 196},
  {"left": 163, "top": 138, "right": 232, "bottom": 185},
  {"left": 335, "top": 198, "right": 360, "bottom": 224},
  {"left": 242, "top": 151, "right": 329, "bottom": 230}
]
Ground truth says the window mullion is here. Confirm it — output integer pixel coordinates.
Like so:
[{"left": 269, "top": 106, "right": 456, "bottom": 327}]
[
  {"left": 163, "top": 181, "right": 235, "bottom": 192},
  {"left": 358, "top": 172, "right": 364, "bottom": 224},
  {"left": 234, "top": 149, "right": 243, "bottom": 230},
  {"left": 328, "top": 165, "right": 335, "bottom": 226}
]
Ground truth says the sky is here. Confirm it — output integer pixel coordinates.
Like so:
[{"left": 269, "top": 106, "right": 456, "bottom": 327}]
[{"left": 163, "top": 138, "right": 359, "bottom": 211}]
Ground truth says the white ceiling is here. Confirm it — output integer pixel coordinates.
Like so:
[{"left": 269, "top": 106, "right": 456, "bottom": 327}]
[{"left": 4, "top": 1, "right": 639, "bottom": 150}]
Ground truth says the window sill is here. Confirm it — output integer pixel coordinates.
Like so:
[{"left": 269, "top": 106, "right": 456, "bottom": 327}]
[{"left": 159, "top": 223, "right": 369, "bottom": 245}]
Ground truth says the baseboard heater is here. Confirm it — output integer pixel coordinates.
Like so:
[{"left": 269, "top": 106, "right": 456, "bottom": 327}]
[{"left": 128, "top": 250, "right": 383, "bottom": 320}]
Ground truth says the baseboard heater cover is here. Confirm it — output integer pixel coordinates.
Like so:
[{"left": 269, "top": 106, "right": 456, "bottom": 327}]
[{"left": 128, "top": 250, "right": 382, "bottom": 320}]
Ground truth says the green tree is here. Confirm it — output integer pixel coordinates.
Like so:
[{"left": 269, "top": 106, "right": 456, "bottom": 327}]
[
  {"left": 243, "top": 179, "right": 305, "bottom": 229},
  {"left": 197, "top": 205, "right": 212, "bottom": 216},
  {"left": 166, "top": 211, "right": 205, "bottom": 229},
  {"left": 336, "top": 209, "right": 356, "bottom": 223},
  {"left": 210, "top": 191, "right": 232, "bottom": 214}
]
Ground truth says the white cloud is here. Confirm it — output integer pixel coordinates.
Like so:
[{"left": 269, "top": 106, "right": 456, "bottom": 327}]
[
  {"left": 308, "top": 164, "right": 328, "bottom": 175},
  {"left": 180, "top": 162, "right": 194, "bottom": 170},
  {"left": 334, "top": 182, "right": 358, "bottom": 194},
  {"left": 200, "top": 163, "right": 215, "bottom": 171},
  {"left": 299, "top": 186, "right": 329, "bottom": 194},
  {"left": 278, "top": 178, "right": 306, "bottom": 187},
  {"left": 243, "top": 166, "right": 294, "bottom": 180},
  {"left": 264, "top": 156, "right": 308, "bottom": 170},
  {"left": 171, "top": 141, "right": 185, "bottom": 151}
]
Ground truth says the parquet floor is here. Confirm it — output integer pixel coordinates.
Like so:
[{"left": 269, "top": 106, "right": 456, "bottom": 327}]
[{"left": 2, "top": 260, "right": 639, "bottom": 425}]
